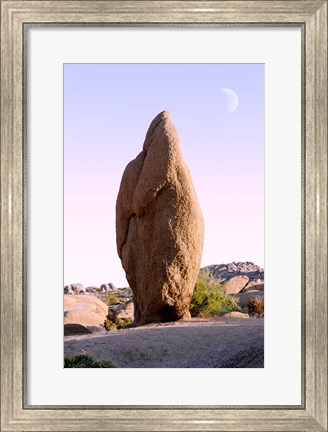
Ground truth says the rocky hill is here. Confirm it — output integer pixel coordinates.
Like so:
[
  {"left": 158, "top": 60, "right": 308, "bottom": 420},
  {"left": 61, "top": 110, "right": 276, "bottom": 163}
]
[{"left": 201, "top": 262, "right": 264, "bottom": 285}]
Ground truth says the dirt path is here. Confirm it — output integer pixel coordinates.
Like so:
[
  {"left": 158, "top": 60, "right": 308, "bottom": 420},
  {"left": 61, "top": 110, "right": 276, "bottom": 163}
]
[{"left": 64, "top": 317, "right": 264, "bottom": 368}]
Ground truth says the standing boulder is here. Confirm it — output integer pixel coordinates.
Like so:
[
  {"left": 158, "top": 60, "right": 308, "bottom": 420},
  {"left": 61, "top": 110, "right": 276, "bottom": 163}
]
[{"left": 116, "top": 111, "right": 204, "bottom": 325}]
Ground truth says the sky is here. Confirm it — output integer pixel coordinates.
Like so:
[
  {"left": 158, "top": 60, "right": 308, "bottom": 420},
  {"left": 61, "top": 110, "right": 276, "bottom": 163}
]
[{"left": 64, "top": 64, "right": 264, "bottom": 288}]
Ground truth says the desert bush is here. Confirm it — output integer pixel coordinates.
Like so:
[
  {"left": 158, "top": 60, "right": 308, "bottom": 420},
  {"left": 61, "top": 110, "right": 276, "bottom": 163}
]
[
  {"left": 115, "top": 318, "right": 132, "bottom": 329},
  {"left": 104, "top": 319, "right": 117, "bottom": 331},
  {"left": 190, "top": 272, "right": 240, "bottom": 317},
  {"left": 64, "top": 354, "right": 116, "bottom": 368},
  {"left": 248, "top": 297, "right": 264, "bottom": 318},
  {"left": 104, "top": 317, "right": 132, "bottom": 331},
  {"left": 101, "top": 294, "right": 119, "bottom": 305}
]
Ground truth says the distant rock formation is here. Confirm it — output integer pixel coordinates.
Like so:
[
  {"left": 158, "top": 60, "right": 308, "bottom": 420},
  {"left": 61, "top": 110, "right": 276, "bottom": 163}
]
[
  {"left": 116, "top": 111, "right": 204, "bottom": 325},
  {"left": 202, "top": 262, "right": 264, "bottom": 286},
  {"left": 100, "top": 282, "right": 116, "bottom": 293},
  {"left": 86, "top": 286, "right": 98, "bottom": 294},
  {"left": 64, "top": 283, "right": 86, "bottom": 295}
]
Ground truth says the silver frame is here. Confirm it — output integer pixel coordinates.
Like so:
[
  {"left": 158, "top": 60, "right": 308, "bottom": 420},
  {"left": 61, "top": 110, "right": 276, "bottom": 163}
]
[{"left": 1, "top": 1, "right": 327, "bottom": 431}]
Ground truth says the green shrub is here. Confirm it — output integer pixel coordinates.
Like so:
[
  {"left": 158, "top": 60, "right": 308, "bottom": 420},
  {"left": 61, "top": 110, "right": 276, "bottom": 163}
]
[
  {"left": 190, "top": 272, "right": 240, "bottom": 317},
  {"left": 104, "top": 317, "right": 132, "bottom": 331},
  {"left": 101, "top": 294, "right": 119, "bottom": 306},
  {"left": 64, "top": 354, "right": 116, "bottom": 368},
  {"left": 115, "top": 318, "right": 132, "bottom": 329},
  {"left": 104, "top": 319, "right": 117, "bottom": 331}
]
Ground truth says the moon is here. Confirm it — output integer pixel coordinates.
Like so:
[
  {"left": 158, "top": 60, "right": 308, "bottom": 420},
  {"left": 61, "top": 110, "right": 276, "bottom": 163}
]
[{"left": 219, "top": 88, "right": 239, "bottom": 114}]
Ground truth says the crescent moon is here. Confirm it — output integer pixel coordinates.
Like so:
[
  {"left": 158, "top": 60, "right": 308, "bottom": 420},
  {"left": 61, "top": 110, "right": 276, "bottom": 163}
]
[{"left": 220, "top": 88, "right": 239, "bottom": 114}]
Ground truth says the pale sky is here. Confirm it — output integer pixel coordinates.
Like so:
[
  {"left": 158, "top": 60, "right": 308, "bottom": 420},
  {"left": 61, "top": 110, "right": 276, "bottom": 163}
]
[{"left": 64, "top": 64, "right": 264, "bottom": 288}]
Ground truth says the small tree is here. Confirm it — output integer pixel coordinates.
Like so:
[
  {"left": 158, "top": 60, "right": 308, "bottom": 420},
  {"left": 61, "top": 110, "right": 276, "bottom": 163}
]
[{"left": 190, "top": 272, "right": 240, "bottom": 317}]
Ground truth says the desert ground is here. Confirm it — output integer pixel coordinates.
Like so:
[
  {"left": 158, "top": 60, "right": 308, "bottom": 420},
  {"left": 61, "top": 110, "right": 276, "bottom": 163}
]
[{"left": 64, "top": 317, "right": 264, "bottom": 368}]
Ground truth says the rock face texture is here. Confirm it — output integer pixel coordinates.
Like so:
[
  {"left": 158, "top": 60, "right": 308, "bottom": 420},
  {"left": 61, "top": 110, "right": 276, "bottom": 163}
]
[
  {"left": 64, "top": 295, "right": 108, "bottom": 334},
  {"left": 116, "top": 111, "right": 204, "bottom": 325},
  {"left": 225, "top": 275, "right": 249, "bottom": 295}
]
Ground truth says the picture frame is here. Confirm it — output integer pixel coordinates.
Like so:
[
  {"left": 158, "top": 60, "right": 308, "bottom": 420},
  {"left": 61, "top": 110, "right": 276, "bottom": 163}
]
[{"left": 1, "top": 1, "right": 327, "bottom": 431}]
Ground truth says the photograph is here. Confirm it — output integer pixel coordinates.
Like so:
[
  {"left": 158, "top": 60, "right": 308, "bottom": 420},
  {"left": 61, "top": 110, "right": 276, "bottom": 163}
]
[{"left": 63, "top": 63, "right": 265, "bottom": 368}]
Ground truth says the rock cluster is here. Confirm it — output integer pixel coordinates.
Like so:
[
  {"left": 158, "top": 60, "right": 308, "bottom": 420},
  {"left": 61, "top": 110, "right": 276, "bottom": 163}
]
[
  {"left": 64, "top": 283, "right": 86, "bottom": 295},
  {"left": 201, "top": 262, "right": 264, "bottom": 315},
  {"left": 116, "top": 111, "right": 204, "bottom": 325},
  {"left": 64, "top": 282, "right": 117, "bottom": 295},
  {"left": 86, "top": 286, "right": 98, "bottom": 294},
  {"left": 202, "top": 262, "right": 263, "bottom": 287},
  {"left": 100, "top": 282, "right": 116, "bottom": 293}
]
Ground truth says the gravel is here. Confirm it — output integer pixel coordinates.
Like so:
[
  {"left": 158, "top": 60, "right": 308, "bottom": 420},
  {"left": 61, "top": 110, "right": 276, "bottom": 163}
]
[{"left": 64, "top": 317, "right": 264, "bottom": 368}]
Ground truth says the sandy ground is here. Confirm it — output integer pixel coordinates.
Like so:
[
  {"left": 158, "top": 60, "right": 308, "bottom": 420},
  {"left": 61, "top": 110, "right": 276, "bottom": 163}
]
[{"left": 64, "top": 317, "right": 264, "bottom": 368}]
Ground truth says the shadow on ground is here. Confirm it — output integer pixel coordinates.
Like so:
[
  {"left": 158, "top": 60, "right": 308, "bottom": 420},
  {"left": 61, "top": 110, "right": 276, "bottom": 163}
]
[{"left": 64, "top": 317, "right": 264, "bottom": 368}]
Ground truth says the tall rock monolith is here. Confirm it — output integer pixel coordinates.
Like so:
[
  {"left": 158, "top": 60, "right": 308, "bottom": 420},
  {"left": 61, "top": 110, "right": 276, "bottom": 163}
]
[{"left": 116, "top": 111, "right": 204, "bottom": 325}]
